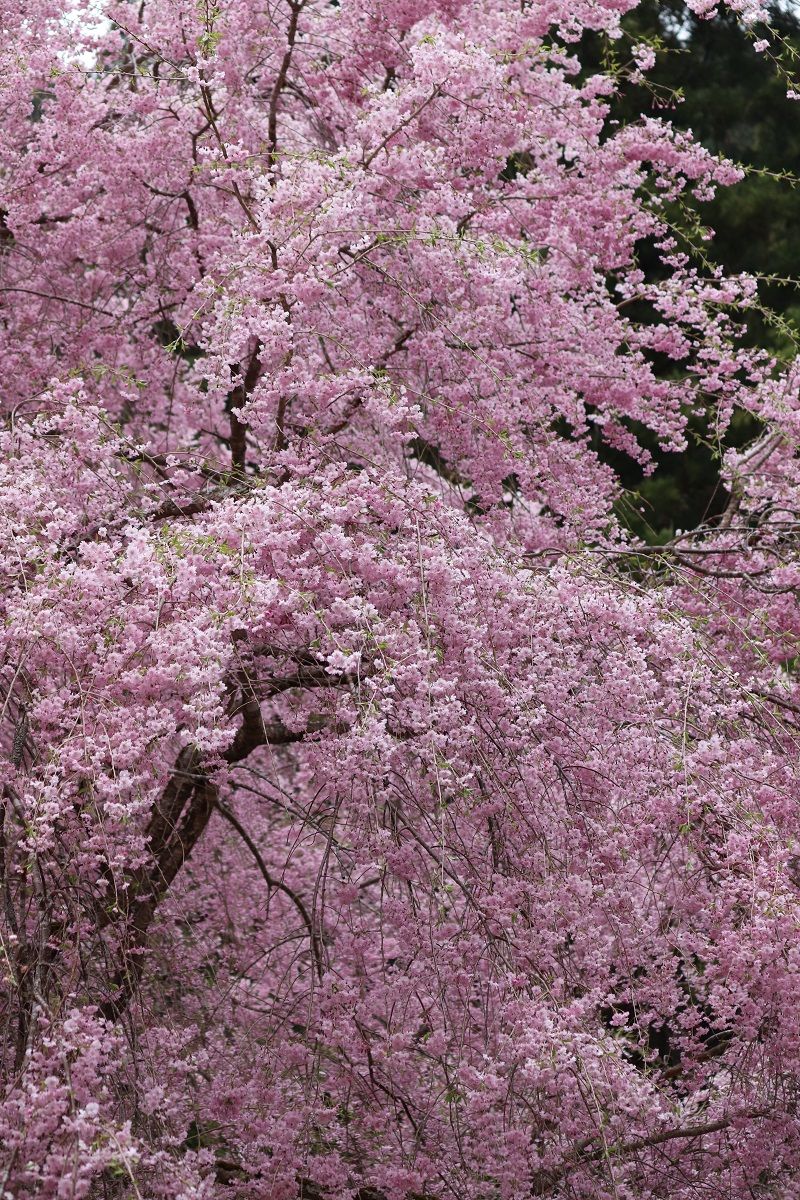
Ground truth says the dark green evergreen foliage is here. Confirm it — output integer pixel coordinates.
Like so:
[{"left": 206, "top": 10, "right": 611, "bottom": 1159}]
[
  {"left": 582, "top": 3, "right": 800, "bottom": 542},
  {"left": 621, "top": 1, "right": 800, "bottom": 351}
]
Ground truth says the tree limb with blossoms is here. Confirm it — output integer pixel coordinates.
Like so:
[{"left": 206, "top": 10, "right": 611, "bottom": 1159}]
[{"left": 1, "top": 1, "right": 800, "bottom": 1197}]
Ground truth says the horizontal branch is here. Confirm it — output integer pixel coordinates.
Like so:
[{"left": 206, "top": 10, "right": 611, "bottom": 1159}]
[{"left": 532, "top": 1108, "right": 771, "bottom": 1196}]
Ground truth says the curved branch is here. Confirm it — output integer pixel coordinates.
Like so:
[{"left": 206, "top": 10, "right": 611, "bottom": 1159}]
[{"left": 213, "top": 796, "right": 324, "bottom": 980}]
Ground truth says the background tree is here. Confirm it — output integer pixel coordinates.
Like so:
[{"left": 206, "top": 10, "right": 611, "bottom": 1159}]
[{"left": 584, "top": 0, "right": 800, "bottom": 540}]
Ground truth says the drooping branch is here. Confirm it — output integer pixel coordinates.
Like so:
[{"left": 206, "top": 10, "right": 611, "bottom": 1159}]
[
  {"left": 96, "top": 647, "right": 355, "bottom": 1020},
  {"left": 212, "top": 796, "right": 324, "bottom": 979}
]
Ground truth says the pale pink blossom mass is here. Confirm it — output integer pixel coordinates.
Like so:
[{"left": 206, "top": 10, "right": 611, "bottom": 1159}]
[{"left": 0, "top": 1, "right": 799, "bottom": 1197}]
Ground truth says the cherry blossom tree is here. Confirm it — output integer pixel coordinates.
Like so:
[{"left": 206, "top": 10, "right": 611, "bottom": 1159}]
[{"left": 1, "top": 1, "right": 800, "bottom": 1197}]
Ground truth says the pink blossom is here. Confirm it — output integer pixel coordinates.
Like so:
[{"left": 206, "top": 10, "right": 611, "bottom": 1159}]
[{"left": 0, "top": 3, "right": 798, "bottom": 1198}]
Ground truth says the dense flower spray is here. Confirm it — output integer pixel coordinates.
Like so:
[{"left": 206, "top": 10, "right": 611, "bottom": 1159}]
[{"left": 1, "top": 1, "right": 799, "bottom": 1196}]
